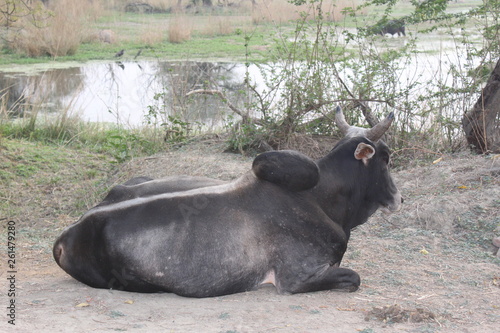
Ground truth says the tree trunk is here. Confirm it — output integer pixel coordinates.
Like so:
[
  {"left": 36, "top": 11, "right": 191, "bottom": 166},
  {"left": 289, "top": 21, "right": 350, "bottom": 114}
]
[{"left": 462, "top": 58, "right": 500, "bottom": 154}]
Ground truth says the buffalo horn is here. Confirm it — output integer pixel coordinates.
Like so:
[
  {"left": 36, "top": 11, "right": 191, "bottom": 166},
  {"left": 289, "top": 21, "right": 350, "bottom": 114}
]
[
  {"left": 334, "top": 106, "right": 351, "bottom": 135},
  {"left": 364, "top": 112, "right": 395, "bottom": 142},
  {"left": 335, "top": 106, "right": 394, "bottom": 141}
]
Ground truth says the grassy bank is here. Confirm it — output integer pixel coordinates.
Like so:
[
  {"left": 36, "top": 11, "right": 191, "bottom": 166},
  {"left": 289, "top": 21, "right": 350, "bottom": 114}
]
[
  {"left": 0, "top": 16, "right": 272, "bottom": 65},
  {"left": 0, "top": 115, "right": 170, "bottom": 163},
  {"left": 0, "top": 137, "right": 113, "bottom": 223},
  {"left": 0, "top": 1, "right": 304, "bottom": 64},
  {"left": 1, "top": 0, "right": 496, "bottom": 165},
  {"left": 0, "top": 0, "right": 483, "bottom": 65}
]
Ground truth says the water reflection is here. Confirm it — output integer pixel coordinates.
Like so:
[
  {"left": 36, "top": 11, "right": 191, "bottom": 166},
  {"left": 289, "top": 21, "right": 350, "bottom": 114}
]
[
  {"left": 0, "top": 61, "right": 263, "bottom": 128},
  {"left": 0, "top": 48, "right": 477, "bottom": 132},
  {"left": 0, "top": 66, "right": 84, "bottom": 117}
]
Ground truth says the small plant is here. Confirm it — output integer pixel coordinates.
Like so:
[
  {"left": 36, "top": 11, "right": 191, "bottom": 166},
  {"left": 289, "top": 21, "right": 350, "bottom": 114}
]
[
  {"left": 163, "top": 115, "right": 198, "bottom": 143},
  {"left": 103, "top": 128, "right": 163, "bottom": 163},
  {"left": 105, "top": 131, "right": 133, "bottom": 163},
  {"left": 145, "top": 92, "right": 200, "bottom": 144},
  {"left": 224, "top": 114, "right": 268, "bottom": 154}
]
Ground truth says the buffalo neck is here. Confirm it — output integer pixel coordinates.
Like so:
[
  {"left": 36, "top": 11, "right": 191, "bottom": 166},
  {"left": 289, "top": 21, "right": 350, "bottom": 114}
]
[{"left": 312, "top": 145, "right": 380, "bottom": 234}]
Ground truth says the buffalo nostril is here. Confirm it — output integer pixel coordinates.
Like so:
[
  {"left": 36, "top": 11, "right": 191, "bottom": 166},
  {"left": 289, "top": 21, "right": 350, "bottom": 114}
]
[
  {"left": 401, "top": 197, "right": 404, "bottom": 204},
  {"left": 53, "top": 243, "right": 63, "bottom": 263}
]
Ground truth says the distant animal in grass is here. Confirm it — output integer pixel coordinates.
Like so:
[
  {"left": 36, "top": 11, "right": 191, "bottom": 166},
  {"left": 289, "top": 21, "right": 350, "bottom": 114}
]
[
  {"left": 114, "top": 49, "right": 125, "bottom": 58},
  {"left": 368, "top": 19, "right": 406, "bottom": 37}
]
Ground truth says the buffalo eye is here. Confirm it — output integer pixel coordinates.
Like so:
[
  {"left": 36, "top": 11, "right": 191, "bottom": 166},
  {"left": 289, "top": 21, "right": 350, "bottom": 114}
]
[{"left": 381, "top": 151, "right": 390, "bottom": 165}]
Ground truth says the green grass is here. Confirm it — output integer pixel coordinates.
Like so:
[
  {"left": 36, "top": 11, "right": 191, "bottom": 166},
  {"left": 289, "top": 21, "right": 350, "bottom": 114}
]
[
  {"left": 0, "top": 116, "right": 167, "bottom": 163},
  {"left": 0, "top": 20, "right": 270, "bottom": 64},
  {"left": 0, "top": 137, "right": 112, "bottom": 219},
  {"left": 1, "top": 139, "right": 94, "bottom": 182},
  {"left": 0, "top": 47, "right": 52, "bottom": 65},
  {"left": 0, "top": 0, "right": 484, "bottom": 65},
  {"left": 148, "top": 33, "right": 270, "bottom": 61}
]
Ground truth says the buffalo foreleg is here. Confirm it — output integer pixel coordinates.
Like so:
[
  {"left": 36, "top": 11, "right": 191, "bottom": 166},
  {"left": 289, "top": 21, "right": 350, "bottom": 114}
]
[{"left": 277, "top": 264, "right": 360, "bottom": 294}]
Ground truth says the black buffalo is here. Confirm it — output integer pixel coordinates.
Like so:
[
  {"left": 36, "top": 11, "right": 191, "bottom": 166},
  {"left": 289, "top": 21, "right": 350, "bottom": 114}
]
[
  {"left": 53, "top": 107, "right": 402, "bottom": 297},
  {"left": 370, "top": 19, "right": 406, "bottom": 37}
]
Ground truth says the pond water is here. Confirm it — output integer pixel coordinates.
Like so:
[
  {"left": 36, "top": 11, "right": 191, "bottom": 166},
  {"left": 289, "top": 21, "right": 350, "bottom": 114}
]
[
  {"left": 0, "top": 36, "right": 479, "bottom": 131},
  {"left": 0, "top": 61, "right": 265, "bottom": 128}
]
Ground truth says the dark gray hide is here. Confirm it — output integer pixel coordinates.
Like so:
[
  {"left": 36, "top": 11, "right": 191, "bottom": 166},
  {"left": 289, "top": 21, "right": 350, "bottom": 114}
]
[
  {"left": 53, "top": 137, "right": 401, "bottom": 297},
  {"left": 373, "top": 19, "right": 406, "bottom": 37}
]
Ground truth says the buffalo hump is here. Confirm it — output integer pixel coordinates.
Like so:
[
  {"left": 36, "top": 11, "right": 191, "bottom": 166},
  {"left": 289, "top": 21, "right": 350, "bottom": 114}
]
[{"left": 252, "top": 150, "right": 320, "bottom": 191}]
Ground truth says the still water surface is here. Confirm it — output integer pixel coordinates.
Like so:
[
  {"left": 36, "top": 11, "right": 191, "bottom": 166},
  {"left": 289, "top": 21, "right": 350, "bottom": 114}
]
[
  {"left": 0, "top": 61, "right": 264, "bottom": 128},
  {"left": 0, "top": 40, "right": 476, "bottom": 130}
]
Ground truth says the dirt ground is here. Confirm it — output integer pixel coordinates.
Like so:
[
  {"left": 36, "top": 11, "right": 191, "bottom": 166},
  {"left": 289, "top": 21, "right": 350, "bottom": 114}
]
[{"left": 2, "top": 139, "right": 499, "bottom": 333}]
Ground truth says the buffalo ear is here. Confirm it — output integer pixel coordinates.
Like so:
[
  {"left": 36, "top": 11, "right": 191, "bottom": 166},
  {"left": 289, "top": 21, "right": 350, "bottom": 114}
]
[{"left": 354, "top": 143, "right": 375, "bottom": 165}]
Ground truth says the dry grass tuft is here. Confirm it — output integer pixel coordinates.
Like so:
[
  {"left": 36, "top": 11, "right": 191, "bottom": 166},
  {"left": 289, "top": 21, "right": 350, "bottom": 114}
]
[
  {"left": 140, "top": 25, "right": 167, "bottom": 45},
  {"left": 251, "top": 0, "right": 302, "bottom": 24},
  {"left": 199, "top": 16, "right": 235, "bottom": 37},
  {"left": 365, "top": 304, "right": 441, "bottom": 324},
  {"left": 252, "top": 0, "right": 360, "bottom": 24},
  {"left": 146, "top": 0, "right": 179, "bottom": 12},
  {"left": 168, "top": 16, "right": 192, "bottom": 43},
  {"left": 7, "top": 0, "right": 101, "bottom": 57},
  {"left": 109, "top": 0, "right": 178, "bottom": 12},
  {"left": 266, "top": 133, "right": 338, "bottom": 160},
  {"left": 107, "top": 137, "right": 252, "bottom": 185},
  {"left": 376, "top": 152, "right": 500, "bottom": 235}
]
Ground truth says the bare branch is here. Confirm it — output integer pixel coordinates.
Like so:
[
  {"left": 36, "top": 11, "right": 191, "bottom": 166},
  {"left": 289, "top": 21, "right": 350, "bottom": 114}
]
[
  {"left": 246, "top": 82, "right": 269, "bottom": 118},
  {"left": 329, "top": 62, "right": 395, "bottom": 127},
  {"left": 185, "top": 89, "right": 263, "bottom": 125},
  {"left": 298, "top": 98, "right": 392, "bottom": 116}
]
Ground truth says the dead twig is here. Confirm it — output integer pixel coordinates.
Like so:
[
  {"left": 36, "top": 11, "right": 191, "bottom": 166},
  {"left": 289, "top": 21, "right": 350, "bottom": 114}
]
[{"left": 185, "top": 89, "right": 263, "bottom": 125}]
